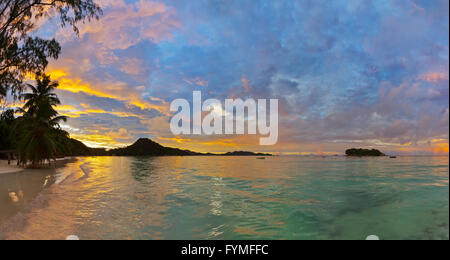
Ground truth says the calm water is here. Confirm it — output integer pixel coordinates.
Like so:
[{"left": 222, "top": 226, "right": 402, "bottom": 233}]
[{"left": 0, "top": 156, "right": 448, "bottom": 240}]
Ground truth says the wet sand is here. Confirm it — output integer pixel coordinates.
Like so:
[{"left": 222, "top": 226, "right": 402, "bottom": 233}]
[
  {"left": 0, "top": 161, "right": 23, "bottom": 175},
  {"left": 0, "top": 157, "right": 78, "bottom": 235},
  {"left": 0, "top": 158, "right": 77, "bottom": 175}
]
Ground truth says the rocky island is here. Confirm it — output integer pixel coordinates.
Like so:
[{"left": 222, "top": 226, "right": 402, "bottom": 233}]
[{"left": 345, "top": 148, "right": 385, "bottom": 157}]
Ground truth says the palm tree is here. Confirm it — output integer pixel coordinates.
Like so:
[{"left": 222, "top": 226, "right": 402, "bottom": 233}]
[
  {"left": 15, "top": 74, "right": 68, "bottom": 168},
  {"left": 0, "top": 109, "right": 15, "bottom": 150},
  {"left": 21, "top": 74, "right": 62, "bottom": 119}
]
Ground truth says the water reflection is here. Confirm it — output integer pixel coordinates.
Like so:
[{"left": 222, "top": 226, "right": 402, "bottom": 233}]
[
  {"left": 0, "top": 169, "right": 58, "bottom": 224},
  {"left": 130, "top": 157, "right": 157, "bottom": 182},
  {"left": 0, "top": 156, "right": 448, "bottom": 240}
]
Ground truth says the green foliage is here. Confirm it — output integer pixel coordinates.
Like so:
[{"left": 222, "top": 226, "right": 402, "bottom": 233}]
[
  {"left": 0, "top": 0, "right": 102, "bottom": 97},
  {"left": 0, "top": 1, "right": 102, "bottom": 164},
  {"left": 15, "top": 115, "right": 66, "bottom": 167},
  {"left": 14, "top": 74, "right": 69, "bottom": 167},
  {"left": 0, "top": 77, "right": 106, "bottom": 163},
  {"left": 20, "top": 74, "right": 62, "bottom": 118},
  {"left": 345, "top": 148, "right": 385, "bottom": 157},
  {"left": 0, "top": 108, "right": 15, "bottom": 150}
]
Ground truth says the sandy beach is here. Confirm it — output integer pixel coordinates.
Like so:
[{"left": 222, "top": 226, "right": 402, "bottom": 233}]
[
  {"left": 0, "top": 158, "right": 77, "bottom": 175},
  {"left": 0, "top": 160, "right": 23, "bottom": 175}
]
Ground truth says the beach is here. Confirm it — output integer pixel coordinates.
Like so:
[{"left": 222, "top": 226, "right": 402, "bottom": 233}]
[
  {"left": 0, "top": 157, "right": 77, "bottom": 175},
  {"left": 0, "top": 160, "right": 23, "bottom": 175}
]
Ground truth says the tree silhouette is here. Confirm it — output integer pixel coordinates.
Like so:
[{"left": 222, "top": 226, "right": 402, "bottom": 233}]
[
  {"left": 21, "top": 74, "right": 61, "bottom": 119},
  {"left": 15, "top": 74, "right": 68, "bottom": 167},
  {"left": 0, "top": 0, "right": 102, "bottom": 97},
  {"left": 0, "top": 108, "right": 15, "bottom": 149}
]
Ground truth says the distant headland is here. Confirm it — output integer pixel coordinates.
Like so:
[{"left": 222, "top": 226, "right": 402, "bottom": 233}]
[
  {"left": 345, "top": 148, "right": 386, "bottom": 157},
  {"left": 69, "top": 138, "right": 272, "bottom": 157}
]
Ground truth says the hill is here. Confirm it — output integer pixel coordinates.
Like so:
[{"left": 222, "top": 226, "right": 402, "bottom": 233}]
[
  {"left": 104, "top": 138, "right": 272, "bottom": 157},
  {"left": 68, "top": 138, "right": 108, "bottom": 156},
  {"left": 62, "top": 138, "right": 272, "bottom": 157},
  {"left": 109, "top": 138, "right": 202, "bottom": 156}
]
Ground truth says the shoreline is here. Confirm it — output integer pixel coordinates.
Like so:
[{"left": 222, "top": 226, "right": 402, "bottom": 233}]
[
  {"left": 0, "top": 157, "right": 77, "bottom": 175},
  {"left": 0, "top": 166, "right": 23, "bottom": 175},
  {"left": 0, "top": 161, "right": 23, "bottom": 175}
]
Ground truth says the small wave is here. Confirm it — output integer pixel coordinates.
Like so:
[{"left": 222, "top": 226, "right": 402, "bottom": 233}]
[
  {"left": 56, "top": 160, "right": 91, "bottom": 185},
  {"left": 55, "top": 172, "right": 73, "bottom": 185},
  {"left": 77, "top": 162, "right": 92, "bottom": 182}
]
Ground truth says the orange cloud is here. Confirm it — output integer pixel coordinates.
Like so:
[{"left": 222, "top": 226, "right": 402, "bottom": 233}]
[
  {"left": 119, "top": 58, "right": 146, "bottom": 75},
  {"left": 158, "top": 136, "right": 239, "bottom": 148},
  {"left": 432, "top": 143, "right": 449, "bottom": 153},
  {"left": 158, "top": 136, "right": 192, "bottom": 143},
  {"left": 418, "top": 71, "right": 448, "bottom": 83},
  {"left": 241, "top": 76, "right": 252, "bottom": 92},
  {"left": 57, "top": 105, "right": 147, "bottom": 119},
  {"left": 57, "top": 0, "right": 181, "bottom": 50},
  {"left": 48, "top": 68, "right": 169, "bottom": 114},
  {"left": 55, "top": 105, "right": 77, "bottom": 111},
  {"left": 391, "top": 138, "right": 449, "bottom": 155},
  {"left": 106, "top": 128, "right": 132, "bottom": 140},
  {"left": 183, "top": 77, "right": 209, "bottom": 87},
  {"left": 69, "top": 133, "right": 125, "bottom": 149},
  {"left": 69, "top": 127, "right": 136, "bottom": 149},
  {"left": 200, "top": 139, "right": 239, "bottom": 147},
  {"left": 431, "top": 139, "right": 449, "bottom": 153}
]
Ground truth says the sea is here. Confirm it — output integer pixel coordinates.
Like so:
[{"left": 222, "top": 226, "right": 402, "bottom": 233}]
[{"left": 0, "top": 156, "right": 448, "bottom": 240}]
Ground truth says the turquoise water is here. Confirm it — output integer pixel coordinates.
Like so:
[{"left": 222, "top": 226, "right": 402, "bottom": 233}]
[{"left": 0, "top": 156, "right": 448, "bottom": 240}]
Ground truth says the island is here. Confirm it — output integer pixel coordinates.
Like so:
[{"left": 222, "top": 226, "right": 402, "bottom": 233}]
[
  {"left": 345, "top": 148, "right": 385, "bottom": 157},
  {"left": 222, "top": 151, "right": 272, "bottom": 156}
]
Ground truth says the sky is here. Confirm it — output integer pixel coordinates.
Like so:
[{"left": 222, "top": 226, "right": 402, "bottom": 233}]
[{"left": 14, "top": 0, "right": 449, "bottom": 154}]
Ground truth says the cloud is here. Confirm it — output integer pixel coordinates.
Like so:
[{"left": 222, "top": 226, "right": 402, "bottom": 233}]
[
  {"left": 57, "top": 0, "right": 181, "bottom": 50},
  {"left": 119, "top": 58, "right": 147, "bottom": 75},
  {"left": 107, "top": 128, "right": 133, "bottom": 140},
  {"left": 48, "top": 68, "right": 168, "bottom": 114},
  {"left": 183, "top": 77, "right": 209, "bottom": 87},
  {"left": 31, "top": 0, "right": 448, "bottom": 154},
  {"left": 418, "top": 71, "right": 449, "bottom": 83}
]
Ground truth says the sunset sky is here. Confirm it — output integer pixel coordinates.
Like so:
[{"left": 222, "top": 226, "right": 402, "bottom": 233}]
[{"left": 10, "top": 0, "right": 448, "bottom": 155}]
